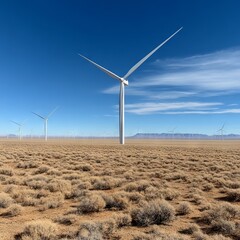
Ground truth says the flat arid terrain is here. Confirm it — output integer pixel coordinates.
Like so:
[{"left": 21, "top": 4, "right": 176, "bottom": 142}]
[{"left": 0, "top": 139, "right": 239, "bottom": 240}]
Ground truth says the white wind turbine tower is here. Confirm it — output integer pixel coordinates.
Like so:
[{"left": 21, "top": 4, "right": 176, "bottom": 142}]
[
  {"left": 168, "top": 127, "right": 177, "bottom": 139},
  {"left": 11, "top": 121, "right": 23, "bottom": 140},
  {"left": 32, "top": 107, "right": 58, "bottom": 141},
  {"left": 79, "top": 27, "right": 183, "bottom": 144},
  {"left": 217, "top": 123, "right": 225, "bottom": 140}
]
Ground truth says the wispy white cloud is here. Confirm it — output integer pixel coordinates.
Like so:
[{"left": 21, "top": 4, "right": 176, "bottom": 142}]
[
  {"left": 125, "top": 101, "right": 240, "bottom": 115},
  {"left": 104, "top": 48, "right": 240, "bottom": 97},
  {"left": 103, "top": 48, "right": 240, "bottom": 115},
  {"left": 125, "top": 102, "right": 223, "bottom": 115},
  {"left": 155, "top": 109, "right": 240, "bottom": 115},
  {"left": 138, "top": 48, "right": 240, "bottom": 93}
]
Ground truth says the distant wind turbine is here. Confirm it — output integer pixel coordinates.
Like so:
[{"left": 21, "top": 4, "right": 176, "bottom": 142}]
[
  {"left": 79, "top": 27, "right": 183, "bottom": 144},
  {"left": 168, "top": 127, "right": 177, "bottom": 139},
  {"left": 11, "top": 121, "right": 23, "bottom": 140},
  {"left": 217, "top": 124, "right": 225, "bottom": 140},
  {"left": 32, "top": 107, "right": 59, "bottom": 141}
]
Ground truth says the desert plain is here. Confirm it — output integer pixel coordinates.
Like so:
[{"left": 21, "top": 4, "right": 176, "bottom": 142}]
[{"left": 0, "top": 139, "right": 239, "bottom": 240}]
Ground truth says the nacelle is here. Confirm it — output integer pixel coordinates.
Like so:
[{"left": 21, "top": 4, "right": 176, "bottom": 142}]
[{"left": 121, "top": 78, "right": 129, "bottom": 86}]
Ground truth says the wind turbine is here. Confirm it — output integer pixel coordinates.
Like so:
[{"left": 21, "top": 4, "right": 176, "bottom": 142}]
[
  {"left": 79, "top": 27, "right": 183, "bottom": 144},
  {"left": 217, "top": 124, "right": 225, "bottom": 140},
  {"left": 11, "top": 121, "right": 23, "bottom": 140},
  {"left": 168, "top": 127, "right": 177, "bottom": 139},
  {"left": 32, "top": 107, "right": 58, "bottom": 141}
]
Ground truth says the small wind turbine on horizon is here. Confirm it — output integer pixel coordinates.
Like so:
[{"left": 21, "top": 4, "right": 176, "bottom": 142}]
[
  {"left": 32, "top": 107, "right": 59, "bottom": 141},
  {"left": 11, "top": 120, "right": 23, "bottom": 140},
  {"left": 217, "top": 123, "right": 225, "bottom": 140},
  {"left": 79, "top": 27, "right": 183, "bottom": 144},
  {"left": 168, "top": 127, "right": 177, "bottom": 139}
]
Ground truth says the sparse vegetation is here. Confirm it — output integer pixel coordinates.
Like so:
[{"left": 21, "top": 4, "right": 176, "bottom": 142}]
[
  {"left": 131, "top": 199, "right": 175, "bottom": 226},
  {"left": 0, "top": 139, "right": 239, "bottom": 240},
  {"left": 177, "top": 201, "right": 192, "bottom": 215},
  {"left": 77, "top": 194, "right": 106, "bottom": 213},
  {"left": 20, "top": 220, "right": 58, "bottom": 240},
  {"left": 2, "top": 203, "right": 23, "bottom": 216},
  {"left": 0, "top": 192, "right": 13, "bottom": 208}
]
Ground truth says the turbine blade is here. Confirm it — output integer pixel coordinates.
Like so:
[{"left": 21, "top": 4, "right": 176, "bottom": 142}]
[
  {"left": 124, "top": 27, "right": 183, "bottom": 79},
  {"left": 47, "top": 106, "right": 59, "bottom": 118},
  {"left": 32, "top": 112, "right": 45, "bottom": 120},
  {"left": 11, "top": 120, "right": 21, "bottom": 126},
  {"left": 79, "top": 54, "right": 122, "bottom": 82}
]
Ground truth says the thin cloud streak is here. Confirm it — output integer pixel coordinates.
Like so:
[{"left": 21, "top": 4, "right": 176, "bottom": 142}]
[
  {"left": 140, "top": 48, "right": 240, "bottom": 92},
  {"left": 125, "top": 102, "right": 223, "bottom": 115},
  {"left": 103, "top": 48, "right": 240, "bottom": 115},
  {"left": 103, "top": 48, "right": 240, "bottom": 97},
  {"left": 158, "top": 109, "right": 240, "bottom": 115}
]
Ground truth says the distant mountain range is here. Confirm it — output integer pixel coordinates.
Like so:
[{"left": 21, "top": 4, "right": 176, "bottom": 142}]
[
  {"left": 1, "top": 133, "right": 240, "bottom": 140},
  {"left": 131, "top": 133, "right": 240, "bottom": 140}
]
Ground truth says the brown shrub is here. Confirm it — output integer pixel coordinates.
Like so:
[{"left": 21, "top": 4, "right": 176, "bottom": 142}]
[
  {"left": 161, "top": 189, "right": 179, "bottom": 201},
  {"left": 180, "top": 224, "right": 200, "bottom": 234},
  {"left": 0, "top": 192, "right": 13, "bottom": 208},
  {"left": 226, "top": 189, "right": 240, "bottom": 202},
  {"left": 78, "top": 194, "right": 106, "bottom": 213},
  {"left": 39, "top": 193, "right": 64, "bottom": 211},
  {"left": 2, "top": 204, "right": 23, "bottom": 216},
  {"left": 66, "top": 188, "right": 89, "bottom": 199},
  {"left": 177, "top": 202, "right": 192, "bottom": 215},
  {"left": 77, "top": 221, "right": 102, "bottom": 239},
  {"left": 131, "top": 200, "right": 175, "bottom": 226},
  {"left": 92, "top": 177, "right": 120, "bottom": 190},
  {"left": 4, "top": 184, "right": 18, "bottom": 194},
  {"left": 114, "top": 213, "right": 132, "bottom": 227},
  {"left": 75, "top": 164, "right": 93, "bottom": 171},
  {"left": 34, "top": 165, "right": 50, "bottom": 174},
  {"left": 192, "top": 232, "right": 208, "bottom": 240},
  {"left": 191, "top": 194, "right": 205, "bottom": 205},
  {"left": 126, "top": 192, "right": 143, "bottom": 203},
  {"left": 17, "top": 161, "right": 38, "bottom": 169},
  {"left": 21, "top": 220, "right": 58, "bottom": 240},
  {"left": 144, "top": 186, "right": 162, "bottom": 200},
  {"left": 13, "top": 189, "right": 38, "bottom": 206},
  {"left": 124, "top": 180, "right": 150, "bottom": 192},
  {"left": 4, "top": 176, "right": 23, "bottom": 185},
  {"left": 46, "top": 179, "right": 71, "bottom": 195},
  {"left": 202, "top": 202, "right": 239, "bottom": 224},
  {"left": 46, "top": 169, "right": 62, "bottom": 176},
  {"left": 211, "top": 219, "right": 236, "bottom": 235},
  {"left": 98, "top": 218, "right": 117, "bottom": 238},
  {"left": 202, "top": 183, "right": 214, "bottom": 192},
  {"left": 0, "top": 167, "right": 13, "bottom": 176},
  {"left": 25, "top": 176, "right": 48, "bottom": 190},
  {"left": 210, "top": 234, "right": 233, "bottom": 240},
  {"left": 101, "top": 193, "right": 129, "bottom": 210},
  {"left": 54, "top": 214, "right": 77, "bottom": 225},
  {"left": 63, "top": 173, "right": 80, "bottom": 180}
]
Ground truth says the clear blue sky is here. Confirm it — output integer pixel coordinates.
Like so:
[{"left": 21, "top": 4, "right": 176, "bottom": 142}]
[{"left": 1, "top": 0, "right": 240, "bottom": 136}]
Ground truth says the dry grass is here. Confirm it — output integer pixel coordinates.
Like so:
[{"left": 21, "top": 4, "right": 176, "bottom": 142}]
[
  {"left": 2, "top": 204, "right": 23, "bottom": 216},
  {"left": 19, "top": 220, "right": 58, "bottom": 240},
  {"left": 177, "top": 201, "right": 192, "bottom": 215},
  {"left": 131, "top": 199, "right": 175, "bottom": 226},
  {"left": 0, "top": 192, "right": 13, "bottom": 208},
  {"left": 77, "top": 193, "right": 106, "bottom": 213},
  {"left": 0, "top": 139, "right": 239, "bottom": 240}
]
